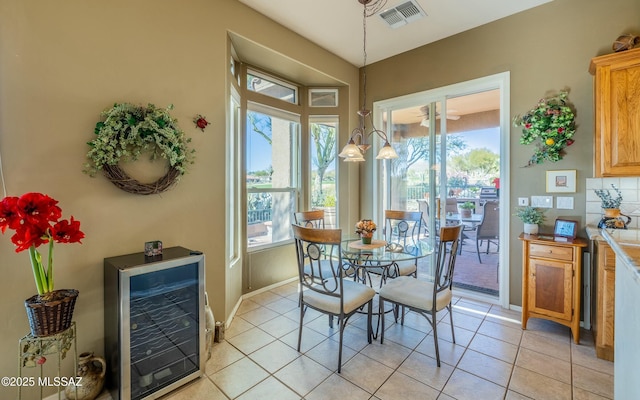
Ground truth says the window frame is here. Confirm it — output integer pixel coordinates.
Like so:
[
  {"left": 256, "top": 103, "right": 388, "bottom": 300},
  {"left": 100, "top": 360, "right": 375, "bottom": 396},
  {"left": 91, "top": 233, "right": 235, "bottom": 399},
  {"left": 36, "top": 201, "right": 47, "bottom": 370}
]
[
  {"left": 308, "top": 116, "right": 339, "bottom": 229},
  {"left": 247, "top": 68, "right": 299, "bottom": 104},
  {"left": 245, "top": 102, "right": 301, "bottom": 252}
]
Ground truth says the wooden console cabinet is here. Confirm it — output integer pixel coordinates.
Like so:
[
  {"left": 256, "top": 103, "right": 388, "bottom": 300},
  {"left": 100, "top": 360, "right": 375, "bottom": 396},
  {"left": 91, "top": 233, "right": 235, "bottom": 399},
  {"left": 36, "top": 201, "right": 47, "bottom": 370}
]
[
  {"left": 593, "top": 239, "right": 615, "bottom": 361},
  {"left": 589, "top": 47, "right": 640, "bottom": 177},
  {"left": 519, "top": 233, "right": 588, "bottom": 343}
]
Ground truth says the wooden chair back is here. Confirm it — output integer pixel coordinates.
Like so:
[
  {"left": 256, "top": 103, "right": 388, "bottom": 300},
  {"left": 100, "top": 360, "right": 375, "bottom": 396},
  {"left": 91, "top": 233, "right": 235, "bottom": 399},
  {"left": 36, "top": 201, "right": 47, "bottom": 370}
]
[{"left": 293, "top": 210, "right": 325, "bottom": 229}]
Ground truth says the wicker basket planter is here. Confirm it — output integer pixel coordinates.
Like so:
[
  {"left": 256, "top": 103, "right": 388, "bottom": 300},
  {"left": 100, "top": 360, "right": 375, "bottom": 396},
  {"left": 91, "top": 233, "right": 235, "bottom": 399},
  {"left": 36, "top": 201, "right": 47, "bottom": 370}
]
[{"left": 24, "top": 289, "right": 79, "bottom": 337}]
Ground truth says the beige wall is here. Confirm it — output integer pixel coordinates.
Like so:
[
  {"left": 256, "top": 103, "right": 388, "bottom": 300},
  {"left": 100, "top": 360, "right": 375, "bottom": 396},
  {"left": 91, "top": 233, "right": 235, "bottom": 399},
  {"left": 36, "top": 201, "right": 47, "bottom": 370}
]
[
  {"left": 3, "top": 0, "right": 640, "bottom": 394},
  {"left": 362, "top": 0, "right": 640, "bottom": 306},
  {"left": 0, "top": 0, "right": 359, "bottom": 395}
]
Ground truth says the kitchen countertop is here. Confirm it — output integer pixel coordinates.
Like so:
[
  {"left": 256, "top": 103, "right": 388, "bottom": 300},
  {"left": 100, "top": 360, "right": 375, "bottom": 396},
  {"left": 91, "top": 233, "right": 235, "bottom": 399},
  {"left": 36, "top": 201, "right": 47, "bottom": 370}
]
[{"left": 587, "top": 225, "right": 640, "bottom": 280}]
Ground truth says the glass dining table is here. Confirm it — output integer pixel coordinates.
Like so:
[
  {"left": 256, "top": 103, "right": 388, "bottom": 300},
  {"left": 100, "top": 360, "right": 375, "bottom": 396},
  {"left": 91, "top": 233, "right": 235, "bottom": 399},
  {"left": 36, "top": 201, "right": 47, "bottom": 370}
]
[
  {"left": 340, "top": 237, "right": 435, "bottom": 288},
  {"left": 339, "top": 237, "right": 434, "bottom": 338}
]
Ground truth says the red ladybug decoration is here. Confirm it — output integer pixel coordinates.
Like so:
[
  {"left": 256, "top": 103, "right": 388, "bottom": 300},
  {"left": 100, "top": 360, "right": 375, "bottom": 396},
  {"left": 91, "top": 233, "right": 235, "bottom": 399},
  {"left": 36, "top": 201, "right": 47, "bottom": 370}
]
[{"left": 193, "top": 114, "right": 209, "bottom": 132}]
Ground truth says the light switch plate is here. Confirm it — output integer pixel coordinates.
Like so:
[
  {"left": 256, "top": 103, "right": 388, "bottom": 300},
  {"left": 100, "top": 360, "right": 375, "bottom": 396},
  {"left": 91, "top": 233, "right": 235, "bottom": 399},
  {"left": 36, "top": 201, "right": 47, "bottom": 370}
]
[
  {"left": 518, "top": 197, "right": 529, "bottom": 206},
  {"left": 531, "top": 195, "right": 553, "bottom": 208},
  {"left": 556, "top": 196, "right": 574, "bottom": 209}
]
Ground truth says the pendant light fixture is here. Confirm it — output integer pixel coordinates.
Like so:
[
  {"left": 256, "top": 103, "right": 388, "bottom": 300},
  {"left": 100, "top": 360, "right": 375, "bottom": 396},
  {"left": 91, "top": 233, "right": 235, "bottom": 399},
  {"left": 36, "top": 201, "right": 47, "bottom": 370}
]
[{"left": 338, "top": 0, "right": 398, "bottom": 162}]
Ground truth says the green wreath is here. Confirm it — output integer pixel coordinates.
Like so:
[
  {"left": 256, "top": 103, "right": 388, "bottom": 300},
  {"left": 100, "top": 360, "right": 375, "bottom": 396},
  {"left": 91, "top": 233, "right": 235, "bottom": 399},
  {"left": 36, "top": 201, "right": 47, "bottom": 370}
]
[
  {"left": 84, "top": 103, "right": 194, "bottom": 195},
  {"left": 513, "top": 91, "right": 576, "bottom": 167}
]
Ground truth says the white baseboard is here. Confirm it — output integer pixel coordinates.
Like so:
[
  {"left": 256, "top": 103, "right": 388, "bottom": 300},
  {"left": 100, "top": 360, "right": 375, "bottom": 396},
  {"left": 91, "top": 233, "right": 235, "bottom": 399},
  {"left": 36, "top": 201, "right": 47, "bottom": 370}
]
[
  {"left": 243, "top": 277, "right": 298, "bottom": 300},
  {"left": 224, "top": 277, "right": 297, "bottom": 328}
]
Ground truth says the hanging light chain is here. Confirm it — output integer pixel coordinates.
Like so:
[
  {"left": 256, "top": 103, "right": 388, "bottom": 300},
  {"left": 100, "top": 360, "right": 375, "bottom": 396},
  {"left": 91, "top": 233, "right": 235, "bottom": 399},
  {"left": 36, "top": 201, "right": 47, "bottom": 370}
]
[
  {"left": 339, "top": 0, "right": 397, "bottom": 161},
  {"left": 359, "top": 0, "right": 386, "bottom": 108},
  {"left": 361, "top": 1, "right": 368, "bottom": 110},
  {"left": 359, "top": 0, "right": 387, "bottom": 17}
]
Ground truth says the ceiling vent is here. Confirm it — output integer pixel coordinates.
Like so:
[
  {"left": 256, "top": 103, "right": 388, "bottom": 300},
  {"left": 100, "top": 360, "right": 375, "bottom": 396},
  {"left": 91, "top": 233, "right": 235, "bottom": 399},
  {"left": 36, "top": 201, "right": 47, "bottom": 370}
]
[{"left": 379, "top": 0, "right": 426, "bottom": 29}]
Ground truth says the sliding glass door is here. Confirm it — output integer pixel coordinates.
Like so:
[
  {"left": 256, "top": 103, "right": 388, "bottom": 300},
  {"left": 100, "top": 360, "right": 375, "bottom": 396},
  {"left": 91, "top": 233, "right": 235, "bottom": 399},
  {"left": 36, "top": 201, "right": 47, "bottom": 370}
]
[{"left": 376, "top": 73, "right": 510, "bottom": 304}]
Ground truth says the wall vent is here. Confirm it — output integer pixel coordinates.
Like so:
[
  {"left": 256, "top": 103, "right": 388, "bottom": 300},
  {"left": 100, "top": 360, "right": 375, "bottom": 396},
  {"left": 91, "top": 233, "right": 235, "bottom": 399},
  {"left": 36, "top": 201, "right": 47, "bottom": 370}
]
[{"left": 379, "top": 0, "right": 426, "bottom": 29}]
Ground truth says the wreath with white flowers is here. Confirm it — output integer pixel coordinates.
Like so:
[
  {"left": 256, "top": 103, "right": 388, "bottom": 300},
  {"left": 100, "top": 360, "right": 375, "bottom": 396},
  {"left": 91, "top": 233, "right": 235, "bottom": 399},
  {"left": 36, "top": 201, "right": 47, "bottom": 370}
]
[
  {"left": 513, "top": 91, "right": 576, "bottom": 167},
  {"left": 83, "top": 103, "right": 194, "bottom": 195}
]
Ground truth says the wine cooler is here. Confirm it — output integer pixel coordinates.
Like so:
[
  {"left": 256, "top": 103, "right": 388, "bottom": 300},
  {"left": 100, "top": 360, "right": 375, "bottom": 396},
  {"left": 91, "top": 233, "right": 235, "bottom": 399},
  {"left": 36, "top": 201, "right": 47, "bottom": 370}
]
[{"left": 104, "top": 246, "right": 205, "bottom": 400}]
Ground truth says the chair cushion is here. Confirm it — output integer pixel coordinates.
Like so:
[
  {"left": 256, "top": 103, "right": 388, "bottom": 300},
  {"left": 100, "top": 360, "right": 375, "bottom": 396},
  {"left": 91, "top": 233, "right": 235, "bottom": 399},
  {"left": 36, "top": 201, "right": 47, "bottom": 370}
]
[
  {"left": 394, "top": 260, "right": 417, "bottom": 276},
  {"left": 379, "top": 276, "right": 452, "bottom": 312},
  {"left": 304, "top": 280, "right": 375, "bottom": 315}
]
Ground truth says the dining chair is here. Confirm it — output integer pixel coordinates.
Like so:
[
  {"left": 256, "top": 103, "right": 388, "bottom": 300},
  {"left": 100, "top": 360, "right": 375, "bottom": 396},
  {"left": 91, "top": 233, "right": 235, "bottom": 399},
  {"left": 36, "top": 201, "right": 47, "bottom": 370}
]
[
  {"left": 378, "top": 224, "right": 463, "bottom": 367},
  {"left": 475, "top": 200, "right": 500, "bottom": 263},
  {"left": 292, "top": 210, "right": 333, "bottom": 311},
  {"left": 292, "top": 224, "right": 375, "bottom": 373},
  {"left": 383, "top": 210, "right": 423, "bottom": 279},
  {"left": 293, "top": 209, "right": 325, "bottom": 229}
]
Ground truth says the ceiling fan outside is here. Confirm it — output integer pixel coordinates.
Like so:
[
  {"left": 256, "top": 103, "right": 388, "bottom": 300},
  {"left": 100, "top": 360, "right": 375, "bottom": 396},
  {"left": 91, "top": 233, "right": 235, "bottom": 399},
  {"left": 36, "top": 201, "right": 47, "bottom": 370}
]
[{"left": 419, "top": 105, "right": 460, "bottom": 127}]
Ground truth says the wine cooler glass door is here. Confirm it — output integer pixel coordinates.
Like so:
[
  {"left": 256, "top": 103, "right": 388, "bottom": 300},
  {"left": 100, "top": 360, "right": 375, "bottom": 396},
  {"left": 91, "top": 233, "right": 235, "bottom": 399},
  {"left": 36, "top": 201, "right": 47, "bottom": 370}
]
[{"left": 128, "top": 262, "right": 200, "bottom": 400}]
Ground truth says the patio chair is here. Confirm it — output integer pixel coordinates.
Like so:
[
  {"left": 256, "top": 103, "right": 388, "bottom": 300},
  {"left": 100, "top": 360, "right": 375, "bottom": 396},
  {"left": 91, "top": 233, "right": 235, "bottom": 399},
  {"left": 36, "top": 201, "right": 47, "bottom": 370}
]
[
  {"left": 475, "top": 200, "right": 500, "bottom": 263},
  {"left": 445, "top": 197, "right": 459, "bottom": 214},
  {"left": 292, "top": 224, "right": 375, "bottom": 373},
  {"left": 379, "top": 224, "right": 463, "bottom": 367},
  {"left": 416, "top": 199, "right": 433, "bottom": 239}
]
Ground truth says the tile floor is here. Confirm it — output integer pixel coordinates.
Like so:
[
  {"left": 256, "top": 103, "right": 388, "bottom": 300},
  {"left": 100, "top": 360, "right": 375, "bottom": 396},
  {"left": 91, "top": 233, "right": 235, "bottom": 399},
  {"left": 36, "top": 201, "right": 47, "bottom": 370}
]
[{"left": 164, "top": 281, "right": 613, "bottom": 400}]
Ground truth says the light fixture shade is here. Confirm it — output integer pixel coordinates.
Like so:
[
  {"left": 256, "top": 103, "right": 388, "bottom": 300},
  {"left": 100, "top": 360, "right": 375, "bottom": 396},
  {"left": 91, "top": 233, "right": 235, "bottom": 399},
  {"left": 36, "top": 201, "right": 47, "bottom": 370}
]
[
  {"left": 338, "top": 142, "right": 363, "bottom": 159},
  {"left": 343, "top": 153, "right": 365, "bottom": 162},
  {"left": 340, "top": 0, "right": 392, "bottom": 164},
  {"left": 376, "top": 142, "right": 399, "bottom": 159}
]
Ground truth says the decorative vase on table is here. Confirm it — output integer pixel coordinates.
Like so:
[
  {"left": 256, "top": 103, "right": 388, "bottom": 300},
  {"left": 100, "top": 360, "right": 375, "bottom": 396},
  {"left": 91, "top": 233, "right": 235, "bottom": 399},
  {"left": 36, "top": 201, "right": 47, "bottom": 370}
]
[
  {"left": 355, "top": 219, "right": 376, "bottom": 245},
  {"left": 461, "top": 209, "right": 472, "bottom": 218},
  {"left": 64, "top": 351, "right": 106, "bottom": 400},
  {"left": 597, "top": 208, "right": 631, "bottom": 229},
  {"left": 361, "top": 232, "right": 373, "bottom": 244},
  {"left": 524, "top": 223, "right": 539, "bottom": 235}
]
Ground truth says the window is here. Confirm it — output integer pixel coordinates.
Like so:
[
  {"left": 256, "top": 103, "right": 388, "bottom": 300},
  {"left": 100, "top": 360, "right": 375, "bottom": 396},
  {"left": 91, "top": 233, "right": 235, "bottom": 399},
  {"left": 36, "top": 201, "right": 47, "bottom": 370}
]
[
  {"left": 246, "top": 103, "right": 300, "bottom": 248},
  {"left": 309, "top": 117, "right": 338, "bottom": 228},
  {"left": 309, "top": 89, "right": 339, "bottom": 107},
  {"left": 247, "top": 69, "right": 297, "bottom": 104}
]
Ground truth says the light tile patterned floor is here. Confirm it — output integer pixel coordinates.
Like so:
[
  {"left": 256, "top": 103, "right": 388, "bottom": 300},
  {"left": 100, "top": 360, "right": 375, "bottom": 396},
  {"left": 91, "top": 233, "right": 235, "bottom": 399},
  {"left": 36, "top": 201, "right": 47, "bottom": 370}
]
[{"left": 164, "top": 281, "right": 614, "bottom": 400}]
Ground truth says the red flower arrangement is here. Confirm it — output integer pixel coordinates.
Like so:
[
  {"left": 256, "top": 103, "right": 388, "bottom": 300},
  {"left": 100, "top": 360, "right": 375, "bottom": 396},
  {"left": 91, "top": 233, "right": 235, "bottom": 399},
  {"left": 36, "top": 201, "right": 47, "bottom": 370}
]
[
  {"left": 355, "top": 219, "right": 377, "bottom": 236},
  {"left": 0, "top": 193, "right": 84, "bottom": 295}
]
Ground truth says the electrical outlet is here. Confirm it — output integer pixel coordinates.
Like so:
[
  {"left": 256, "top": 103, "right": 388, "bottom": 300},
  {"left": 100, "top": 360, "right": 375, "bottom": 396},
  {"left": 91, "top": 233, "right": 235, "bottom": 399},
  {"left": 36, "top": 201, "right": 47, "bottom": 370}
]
[
  {"left": 518, "top": 197, "right": 529, "bottom": 206},
  {"left": 531, "top": 195, "right": 553, "bottom": 208}
]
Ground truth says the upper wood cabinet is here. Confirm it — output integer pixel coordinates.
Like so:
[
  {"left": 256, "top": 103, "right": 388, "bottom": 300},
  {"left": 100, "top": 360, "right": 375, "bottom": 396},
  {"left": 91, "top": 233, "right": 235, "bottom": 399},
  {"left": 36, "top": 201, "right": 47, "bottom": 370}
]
[{"left": 589, "top": 48, "right": 640, "bottom": 177}]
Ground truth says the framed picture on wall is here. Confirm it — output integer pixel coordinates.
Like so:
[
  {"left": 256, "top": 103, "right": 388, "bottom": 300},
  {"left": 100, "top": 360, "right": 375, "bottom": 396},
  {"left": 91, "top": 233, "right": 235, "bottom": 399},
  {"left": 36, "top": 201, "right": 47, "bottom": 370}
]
[{"left": 546, "top": 170, "right": 576, "bottom": 193}]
